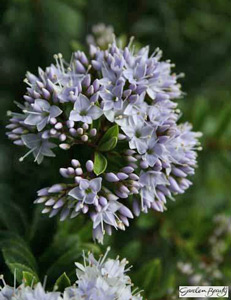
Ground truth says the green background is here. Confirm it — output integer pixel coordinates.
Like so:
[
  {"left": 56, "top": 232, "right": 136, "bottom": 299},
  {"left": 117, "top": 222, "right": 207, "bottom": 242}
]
[{"left": 0, "top": 0, "right": 231, "bottom": 299}]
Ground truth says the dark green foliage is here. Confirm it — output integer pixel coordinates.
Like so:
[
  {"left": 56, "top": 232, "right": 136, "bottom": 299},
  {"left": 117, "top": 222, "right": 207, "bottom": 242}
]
[{"left": 1, "top": 0, "right": 231, "bottom": 299}]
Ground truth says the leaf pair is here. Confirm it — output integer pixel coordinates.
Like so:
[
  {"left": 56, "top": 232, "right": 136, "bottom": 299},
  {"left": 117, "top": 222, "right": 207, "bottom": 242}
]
[
  {"left": 93, "top": 125, "right": 119, "bottom": 176},
  {"left": 97, "top": 124, "right": 119, "bottom": 152}
]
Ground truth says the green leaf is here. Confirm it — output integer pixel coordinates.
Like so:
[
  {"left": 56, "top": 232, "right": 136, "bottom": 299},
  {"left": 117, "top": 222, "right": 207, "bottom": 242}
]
[
  {"left": 135, "top": 258, "right": 162, "bottom": 297},
  {"left": 214, "top": 104, "right": 231, "bottom": 137},
  {"left": 143, "top": 259, "right": 162, "bottom": 292},
  {"left": 0, "top": 199, "right": 27, "bottom": 234},
  {"left": 98, "top": 136, "right": 118, "bottom": 152},
  {"left": 54, "top": 272, "right": 71, "bottom": 292},
  {"left": 7, "top": 263, "right": 39, "bottom": 284},
  {"left": 45, "top": 247, "right": 82, "bottom": 280},
  {"left": 93, "top": 152, "right": 107, "bottom": 175},
  {"left": 98, "top": 125, "right": 119, "bottom": 151},
  {"left": 23, "top": 271, "right": 38, "bottom": 287},
  {"left": 1, "top": 238, "right": 38, "bottom": 271}
]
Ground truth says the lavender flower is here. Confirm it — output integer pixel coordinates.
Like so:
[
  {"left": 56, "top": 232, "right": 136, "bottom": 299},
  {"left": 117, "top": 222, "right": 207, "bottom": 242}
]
[
  {"left": 69, "top": 178, "right": 102, "bottom": 204},
  {"left": 24, "top": 99, "right": 62, "bottom": 131},
  {"left": 69, "top": 94, "right": 102, "bottom": 124},
  {"left": 142, "top": 135, "right": 164, "bottom": 167},
  {"left": 122, "top": 117, "right": 153, "bottom": 154},
  {"left": 7, "top": 25, "right": 201, "bottom": 242},
  {"left": 0, "top": 282, "right": 60, "bottom": 300},
  {"left": 20, "top": 133, "right": 56, "bottom": 164}
]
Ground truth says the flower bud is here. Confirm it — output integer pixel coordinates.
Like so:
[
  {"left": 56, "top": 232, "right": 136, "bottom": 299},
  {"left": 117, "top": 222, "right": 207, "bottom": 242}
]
[
  {"left": 82, "top": 74, "right": 91, "bottom": 87},
  {"left": 59, "top": 133, "right": 66, "bottom": 141},
  {"left": 121, "top": 166, "right": 134, "bottom": 174},
  {"left": 77, "top": 128, "right": 84, "bottom": 135},
  {"left": 140, "top": 160, "right": 149, "bottom": 169},
  {"left": 86, "top": 160, "right": 94, "bottom": 172},
  {"left": 50, "top": 118, "right": 57, "bottom": 125},
  {"left": 105, "top": 173, "right": 119, "bottom": 182},
  {"left": 82, "top": 123, "right": 89, "bottom": 130},
  {"left": 81, "top": 134, "right": 88, "bottom": 142},
  {"left": 53, "top": 199, "right": 64, "bottom": 209},
  {"left": 117, "top": 172, "right": 128, "bottom": 180},
  {"left": 119, "top": 206, "right": 133, "bottom": 219},
  {"left": 60, "top": 208, "right": 70, "bottom": 221},
  {"left": 71, "top": 159, "right": 80, "bottom": 168},
  {"left": 66, "top": 120, "right": 74, "bottom": 128},
  {"left": 90, "top": 128, "right": 97, "bottom": 136},
  {"left": 59, "top": 143, "right": 71, "bottom": 150},
  {"left": 99, "top": 196, "right": 107, "bottom": 207},
  {"left": 75, "top": 168, "right": 83, "bottom": 176},
  {"left": 55, "top": 122, "right": 63, "bottom": 130},
  {"left": 59, "top": 168, "right": 69, "bottom": 178},
  {"left": 48, "top": 184, "right": 64, "bottom": 193}
]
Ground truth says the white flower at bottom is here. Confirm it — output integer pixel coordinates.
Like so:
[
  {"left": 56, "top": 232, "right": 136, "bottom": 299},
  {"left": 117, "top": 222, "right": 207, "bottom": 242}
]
[
  {"left": 0, "top": 250, "right": 143, "bottom": 300},
  {"left": 71, "top": 248, "right": 143, "bottom": 300},
  {"left": 0, "top": 283, "right": 60, "bottom": 300},
  {"left": 12, "top": 283, "right": 60, "bottom": 300}
]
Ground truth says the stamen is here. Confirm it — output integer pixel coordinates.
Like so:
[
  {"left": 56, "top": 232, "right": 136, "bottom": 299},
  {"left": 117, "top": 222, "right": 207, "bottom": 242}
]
[
  {"left": 0, "top": 275, "right": 6, "bottom": 287},
  {"left": 82, "top": 250, "right": 86, "bottom": 267},
  {"left": 14, "top": 101, "right": 25, "bottom": 110},
  {"left": 34, "top": 147, "right": 42, "bottom": 163},
  {"left": 86, "top": 65, "right": 92, "bottom": 73},
  {"left": 128, "top": 36, "right": 134, "bottom": 49},
  {"left": 19, "top": 148, "right": 36, "bottom": 162},
  {"left": 23, "top": 78, "right": 32, "bottom": 87},
  {"left": 43, "top": 275, "right": 48, "bottom": 289},
  {"left": 100, "top": 246, "right": 111, "bottom": 266},
  {"left": 58, "top": 53, "right": 65, "bottom": 74},
  {"left": 23, "top": 110, "right": 41, "bottom": 115},
  {"left": 14, "top": 269, "right": 17, "bottom": 292}
]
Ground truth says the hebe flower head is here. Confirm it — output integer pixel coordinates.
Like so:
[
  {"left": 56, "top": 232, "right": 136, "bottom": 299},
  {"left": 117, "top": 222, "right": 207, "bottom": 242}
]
[
  {"left": 0, "top": 250, "right": 142, "bottom": 300},
  {"left": 6, "top": 28, "right": 201, "bottom": 243}
]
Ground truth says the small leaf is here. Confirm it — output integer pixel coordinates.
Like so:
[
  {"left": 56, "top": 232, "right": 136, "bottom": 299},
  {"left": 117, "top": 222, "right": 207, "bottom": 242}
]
[
  {"left": 54, "top": 272, "right": 71, "bottom": 292},
  {"left": 98, "top": 136, "right": 118, "bottom": 151},
  {"left": 23, "top": 271, "right": 38, "bottom": 287},
  {"left": 7, "top": 263, "right": 39, "bottom": 283},
  {"left": 93, "top": 152, "right": 107, "bottom": 175},
  {"left": 98, "top": 124, "right": 119, "bottom": 150}
]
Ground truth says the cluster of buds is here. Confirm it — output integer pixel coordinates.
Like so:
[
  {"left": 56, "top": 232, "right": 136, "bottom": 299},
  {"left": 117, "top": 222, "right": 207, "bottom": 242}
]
[{"left": 36, "top": 158, "right": 135, "bottom": 242}]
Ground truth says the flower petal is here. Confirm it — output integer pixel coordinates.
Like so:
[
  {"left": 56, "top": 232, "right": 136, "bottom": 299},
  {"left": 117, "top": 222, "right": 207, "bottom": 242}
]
[
  {"left": 69, "top": 187, "right": 84, "bottom": 200},
  {"left": 89, "top": 105, "right": 103, "bottom": 120},
  {"left": 89, "top": 177, "right": 102, "bottom": 193},
  {"left": 50, "top": 105, "right": 62, "bottom": 118}
]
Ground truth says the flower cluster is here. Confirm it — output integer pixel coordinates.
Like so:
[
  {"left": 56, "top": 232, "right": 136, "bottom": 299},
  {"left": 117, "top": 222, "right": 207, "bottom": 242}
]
[
  {"left": 6, "top": 32, "right": 201, "bottom": 242},
  {"left": 86, "top": 23, "right": 114, "bottom": 49},
  {"left": 0, "top": 250, "right": 142, "bottom": 300}
]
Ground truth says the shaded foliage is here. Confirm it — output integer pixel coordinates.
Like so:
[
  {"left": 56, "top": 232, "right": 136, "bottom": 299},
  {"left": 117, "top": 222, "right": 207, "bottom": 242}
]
[{"left": 1, "top": 0, "right": 231, "bottom": 299}]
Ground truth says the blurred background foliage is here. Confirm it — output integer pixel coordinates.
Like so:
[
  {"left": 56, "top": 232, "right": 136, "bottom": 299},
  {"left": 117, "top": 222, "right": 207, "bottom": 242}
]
[{"left": 1, "top": 0, "right": 231, "bottom": 299}]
